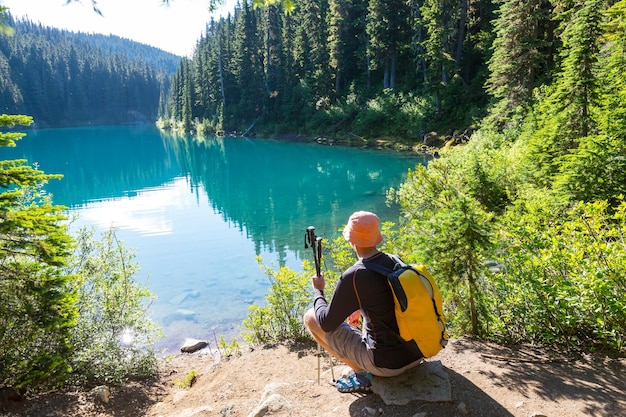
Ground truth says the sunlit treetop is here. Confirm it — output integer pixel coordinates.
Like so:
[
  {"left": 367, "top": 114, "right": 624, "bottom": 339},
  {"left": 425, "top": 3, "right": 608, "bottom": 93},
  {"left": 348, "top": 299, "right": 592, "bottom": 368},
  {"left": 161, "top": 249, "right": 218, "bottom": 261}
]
[
  {"left": 63, "top": 0, "right": 296, "bottom": 14},
  {"left": 0, "top": 6, "right": 15, "bottom": 35}
]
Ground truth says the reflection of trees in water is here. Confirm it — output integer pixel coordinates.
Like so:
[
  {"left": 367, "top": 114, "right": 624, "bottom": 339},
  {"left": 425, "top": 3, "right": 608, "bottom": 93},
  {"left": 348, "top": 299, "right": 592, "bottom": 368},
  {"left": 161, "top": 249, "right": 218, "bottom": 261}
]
[
  {"left": 5, "top": 126, "right": 423, "bottom": 266},
  {"left": 9, "top": 126, "right": 182, "bottom": 207},
  {"left": 163, "top": 132, "right": 423, "bottom": 264}
]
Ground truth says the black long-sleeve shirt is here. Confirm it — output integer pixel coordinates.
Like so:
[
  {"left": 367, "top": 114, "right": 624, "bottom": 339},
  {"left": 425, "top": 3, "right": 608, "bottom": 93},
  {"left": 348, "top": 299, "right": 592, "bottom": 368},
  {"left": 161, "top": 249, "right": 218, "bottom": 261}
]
[{"left": 313, "top": 252, "right": 423, "bottom": 369}]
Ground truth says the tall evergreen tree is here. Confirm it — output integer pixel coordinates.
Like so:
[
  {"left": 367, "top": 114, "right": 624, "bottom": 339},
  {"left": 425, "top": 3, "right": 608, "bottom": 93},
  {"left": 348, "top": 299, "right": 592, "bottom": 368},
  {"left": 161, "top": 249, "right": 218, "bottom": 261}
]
[
  {"left": 181, "top": 58, "right": 194, "bottom": 131},
  {"left": 527, "top": 0, "right": 604, "bottom": 183},
  {"left": 550, "top": 0, "right": 626, "bottom": 205},
  {"left": 293, "top": 0, "right": 331, "bottom": 99},
  {"left": 486, "top": 0, "right": 553, "bottom": 123},
  {"left": 408, "top": 0, "right": 428, "bottom": 86},
  {"left": 552, "top": 0, "right": 603, "bottom": 138},
  {"left": 600, "top": 0, "right": 626, "bottom": 138},
  {"left": 328, "top": 0, "right": 367, "bottom": 94},
  {"left": 366, "top": 0, "right": 411, "bottom": 89},
  {"left": 0, "top": 115, "right": 77, "bottom": 391},
  {"left": 420, "top": 0, "right": 465, "bottom": 104},
  {"left": 232, "top": 1, "right": 265, "bottom": 124}
]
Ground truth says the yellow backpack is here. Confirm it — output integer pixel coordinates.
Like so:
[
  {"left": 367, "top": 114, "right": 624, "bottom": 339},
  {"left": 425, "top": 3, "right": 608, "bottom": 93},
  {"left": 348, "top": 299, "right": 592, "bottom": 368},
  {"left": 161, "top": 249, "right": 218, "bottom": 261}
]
[{"left": 364, "top": 256, "right": 448, "bottom": 358}]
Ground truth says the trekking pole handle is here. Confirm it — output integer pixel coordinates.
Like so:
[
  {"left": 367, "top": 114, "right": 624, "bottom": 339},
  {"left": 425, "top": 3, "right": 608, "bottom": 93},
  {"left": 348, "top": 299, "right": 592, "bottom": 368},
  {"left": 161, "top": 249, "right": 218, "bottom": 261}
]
[{"left": 305, "top": 226, "right": 322, "bottom": 276}]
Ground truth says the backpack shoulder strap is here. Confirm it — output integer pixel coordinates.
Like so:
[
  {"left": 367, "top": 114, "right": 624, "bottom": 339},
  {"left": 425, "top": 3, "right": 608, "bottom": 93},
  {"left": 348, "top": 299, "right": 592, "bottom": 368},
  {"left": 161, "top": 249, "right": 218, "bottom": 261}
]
[{"left": 362, "top": 254, "right": 405, "bottom": 277}]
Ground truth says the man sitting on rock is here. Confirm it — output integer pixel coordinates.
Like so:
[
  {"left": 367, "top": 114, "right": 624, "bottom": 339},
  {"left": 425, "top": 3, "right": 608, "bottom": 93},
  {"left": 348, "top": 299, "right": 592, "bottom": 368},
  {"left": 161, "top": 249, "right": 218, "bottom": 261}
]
[{"left": 303, "top": 211, "right": 423, "bottom": 393}]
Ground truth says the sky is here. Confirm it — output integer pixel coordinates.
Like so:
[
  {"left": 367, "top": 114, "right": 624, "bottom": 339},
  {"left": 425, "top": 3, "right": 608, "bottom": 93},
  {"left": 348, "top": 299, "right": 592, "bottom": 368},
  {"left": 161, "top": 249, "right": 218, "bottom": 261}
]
[{"left": 2, "top": 0, "right": 236, "bottom": 56}]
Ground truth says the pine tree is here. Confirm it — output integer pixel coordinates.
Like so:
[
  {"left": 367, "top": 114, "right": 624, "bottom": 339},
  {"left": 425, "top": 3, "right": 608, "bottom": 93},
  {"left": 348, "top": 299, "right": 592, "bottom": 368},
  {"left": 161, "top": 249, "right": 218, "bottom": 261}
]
[
  {"left": 328, "top": 0, "right": 367, "bottom": 94},
  {"left": 293, "top": 0, "right": 331, "bottom": 99},
  {"left": 486, "top": 0, "right": 553, "bottom": 122},
  {"left": 0, "top": 114, "right": 77, "bottom": 391},
  {"left": 527, "top": 0, "right": 605, "bottom": 183},
  {"left": 366, "top": 0, "right": 411, "bottom": 89},
  {"left": 600, "top": 0, "right": 626, "bottom": 139},
  {"left": 181, "top": 59, "right": 194, "bottom": 131},
  {"left": 552, "top": 0, "right": 603, "bottom": 139},
  {"left": 550, "top": 0, "right": 626, "bottom": 206},
  {"left": 232, "top": 1, "right": 265, "bottom": 124},
  {"left": 420, "top": 0, "right": 467, "bottom": 104}
]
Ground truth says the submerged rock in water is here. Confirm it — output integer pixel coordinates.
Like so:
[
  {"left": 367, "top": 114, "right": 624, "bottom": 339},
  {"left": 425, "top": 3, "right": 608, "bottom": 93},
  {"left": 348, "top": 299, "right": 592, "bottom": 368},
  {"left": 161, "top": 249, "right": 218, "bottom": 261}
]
[
  {"left": 170, "top": 289, "right": 201, "bottom": 305},
  {"left": 163, "top": 308, "right": 199, "bottom": 325}
]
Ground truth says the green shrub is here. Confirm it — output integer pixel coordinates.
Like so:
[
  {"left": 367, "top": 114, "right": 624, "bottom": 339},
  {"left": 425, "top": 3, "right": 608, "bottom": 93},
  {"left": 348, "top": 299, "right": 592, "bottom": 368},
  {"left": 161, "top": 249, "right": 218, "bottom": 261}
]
[
  {"left": 242, "top": 260, "right": 315, "bottom": 345},
  {"left": 489, "top": 197, "right": 626, "bottom": 354},
  {"left": 217, "top": 335, "right": 241, "bottom": 358},
  {"left": 243, "top": 254, "right": 346, "bottom": 345},
  {"left": 67, "top": 227, "right": 162, "bottom": 385},
  {"left": 175, "top": 369, "right": 197, "bottom": 389}
]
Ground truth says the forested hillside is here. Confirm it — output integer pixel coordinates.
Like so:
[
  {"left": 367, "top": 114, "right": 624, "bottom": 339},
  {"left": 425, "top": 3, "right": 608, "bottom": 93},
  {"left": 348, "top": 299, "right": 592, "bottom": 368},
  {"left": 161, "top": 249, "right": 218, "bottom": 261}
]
[
  {"left": 0, "top": 16, "right": 180, "bottom": 128},
  {"left": 161, "top": 0, "right": 495, "bottom": 137}
]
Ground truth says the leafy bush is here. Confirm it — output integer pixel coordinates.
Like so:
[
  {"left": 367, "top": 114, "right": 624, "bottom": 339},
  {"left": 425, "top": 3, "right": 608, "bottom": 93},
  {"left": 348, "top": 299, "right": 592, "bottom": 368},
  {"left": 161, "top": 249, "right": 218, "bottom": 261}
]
[
  {"left": 389, "top": 124, "right": 626, "bottom": 355},
  {"left": 390, "top": 151, "right": 495, "bottom": 336},
  {"left": 489, "top": 197, "right": 626, "bottom": 354},
  {"left": 553, "top": 135, "right": 626, "bottom": 207},
  {"left": 242, "top": 254, "right": 345, "bottom": 345},
  {"left": 1, "top": 116, "right": 164, "bottom": 392},
  {"left": 67, "top": 227, "right": 162, "bottom": 385},
  {"left": 242, "top": 260, "right": 316, "bottom": 345},
  {"left": 351, "top": 91, "right": 433, "bottom": 140}
]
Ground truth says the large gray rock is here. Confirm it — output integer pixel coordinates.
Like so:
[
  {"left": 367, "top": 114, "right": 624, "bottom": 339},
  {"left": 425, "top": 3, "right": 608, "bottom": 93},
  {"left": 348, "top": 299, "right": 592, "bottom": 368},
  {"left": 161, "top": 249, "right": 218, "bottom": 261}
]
[{"left": 371, "top": 360, "right": 451, "bottom": 405}]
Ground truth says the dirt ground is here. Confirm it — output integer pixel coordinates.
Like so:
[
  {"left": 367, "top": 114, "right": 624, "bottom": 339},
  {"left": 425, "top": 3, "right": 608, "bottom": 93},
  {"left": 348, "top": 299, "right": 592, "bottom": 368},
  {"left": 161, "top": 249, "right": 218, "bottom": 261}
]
[{"left": 1, "top": 337, "right": 625, "bottom": 417}]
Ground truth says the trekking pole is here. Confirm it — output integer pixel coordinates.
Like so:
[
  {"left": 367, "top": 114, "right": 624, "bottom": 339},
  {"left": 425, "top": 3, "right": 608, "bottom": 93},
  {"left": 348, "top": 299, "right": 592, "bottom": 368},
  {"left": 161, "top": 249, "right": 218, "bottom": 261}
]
[
  {"left": 304, "top": 226, "right": 335, "bottom": 384},
  {"left": 305, "top": 226, "right": 322, "bottom": 277},
  {"left": 305, "top": 226, "right": 322, "bottom": 384}
]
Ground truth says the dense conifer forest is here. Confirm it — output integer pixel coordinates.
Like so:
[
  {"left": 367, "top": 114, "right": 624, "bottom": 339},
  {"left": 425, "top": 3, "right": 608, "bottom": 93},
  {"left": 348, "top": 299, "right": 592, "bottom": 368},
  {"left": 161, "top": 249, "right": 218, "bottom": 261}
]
[
  {"left": 0, "top": 16, "right": 180, "bottom": 128},
  {"left": 161, "top": 0, "right": 495, "bottom": 137}
]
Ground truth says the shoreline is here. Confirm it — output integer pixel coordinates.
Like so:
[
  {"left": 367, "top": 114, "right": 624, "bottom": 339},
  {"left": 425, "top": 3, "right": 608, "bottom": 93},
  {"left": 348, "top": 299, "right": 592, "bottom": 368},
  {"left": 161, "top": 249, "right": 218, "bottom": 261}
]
[{"left": 4, "top": 337, "right": 624, "bottom": 417}]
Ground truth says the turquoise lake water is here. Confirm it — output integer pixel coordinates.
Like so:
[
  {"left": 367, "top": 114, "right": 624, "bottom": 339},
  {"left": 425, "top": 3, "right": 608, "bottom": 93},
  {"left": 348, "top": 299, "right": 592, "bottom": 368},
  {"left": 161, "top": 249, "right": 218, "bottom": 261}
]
[{"left": 1, "top": 125, "right": 427, "bottom": 352}]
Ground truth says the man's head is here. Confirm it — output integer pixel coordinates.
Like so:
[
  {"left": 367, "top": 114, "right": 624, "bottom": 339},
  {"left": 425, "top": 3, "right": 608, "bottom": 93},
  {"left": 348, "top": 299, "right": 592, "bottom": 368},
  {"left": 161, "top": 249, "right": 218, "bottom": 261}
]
[{"left": 342, "top": 211, "right": 383, "bottom": 248}]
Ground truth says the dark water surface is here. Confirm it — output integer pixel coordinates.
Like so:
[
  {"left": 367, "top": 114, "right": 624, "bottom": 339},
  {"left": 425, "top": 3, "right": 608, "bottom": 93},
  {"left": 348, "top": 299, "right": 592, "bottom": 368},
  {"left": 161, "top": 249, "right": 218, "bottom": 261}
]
[{"left": 1, "top": 125, "right": 426, "bottom": 351}]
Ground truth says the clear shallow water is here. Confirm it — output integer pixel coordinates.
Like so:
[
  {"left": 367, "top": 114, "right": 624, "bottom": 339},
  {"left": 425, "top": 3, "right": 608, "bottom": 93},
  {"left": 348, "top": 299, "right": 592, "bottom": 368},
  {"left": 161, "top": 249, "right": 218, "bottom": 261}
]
[{"left": 1, "top": 125, "right": 426, "bottom": 351}]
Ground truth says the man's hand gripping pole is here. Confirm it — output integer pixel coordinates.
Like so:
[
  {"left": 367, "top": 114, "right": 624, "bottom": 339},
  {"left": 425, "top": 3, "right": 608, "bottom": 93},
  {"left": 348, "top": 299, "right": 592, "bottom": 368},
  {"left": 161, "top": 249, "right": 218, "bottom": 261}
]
[
  {"left": 305, "top": 226, "right": 322, "bottom": 277},
  {"left": 304, "top": 226, "right": 334, "bottom": 383}
]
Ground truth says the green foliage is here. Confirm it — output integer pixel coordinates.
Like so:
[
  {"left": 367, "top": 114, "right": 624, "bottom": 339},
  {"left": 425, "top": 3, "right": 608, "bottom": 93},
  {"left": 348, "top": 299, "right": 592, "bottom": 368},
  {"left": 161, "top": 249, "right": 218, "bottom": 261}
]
[
  {"left": 522, "top": 1, "right": 626, "bottom": 205},
  {"left": 326, "top": 233, "right": 358, "bottom": 273},
  {"left": 160, "top": 0, "right": 492, "bottom": 137},
  {"left": 243, "top": 260, "right": 320, "bottom": 344},
  {"left": 390, "top": 120, "right": 626, "bottom": 355},
  {"left": 0, "top": 19, "right": 177, "bottom": 128},
  {"left": 217, "top": 335, "right": 242, "bottom": 358},
  {"left": 174, "top": 369, "right": 198, "bottom": 389},
  {"left": 553, "top": 135, "right": 626, "bottom": 206},
  {"left": 391, "top": 156, "right": 495, "bottom": 336},
  {"left": 350, "top": 91, "right": 435, "bottom": 140},
  {"left": 598, "top": 1, "right": 626, "bottom": 140},
  {"left": 0, "top": 115, "right": 77, "bottom": 392},
  {"left": 486, "top": 0, "right": 553, "bottom": 121},
  {"left": 489, "top": 197, "right": 626, "bottom": 354},
  {"left": 66, "top": 227, "right": 161, "bottom": 386}
]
